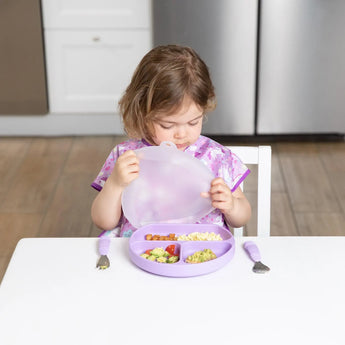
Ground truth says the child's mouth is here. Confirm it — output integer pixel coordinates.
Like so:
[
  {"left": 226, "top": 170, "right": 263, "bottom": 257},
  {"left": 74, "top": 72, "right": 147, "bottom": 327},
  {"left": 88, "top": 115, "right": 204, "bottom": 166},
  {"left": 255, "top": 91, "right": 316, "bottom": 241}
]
[{"left": 176, "top": 143, "right": 188, "bottom": 150}]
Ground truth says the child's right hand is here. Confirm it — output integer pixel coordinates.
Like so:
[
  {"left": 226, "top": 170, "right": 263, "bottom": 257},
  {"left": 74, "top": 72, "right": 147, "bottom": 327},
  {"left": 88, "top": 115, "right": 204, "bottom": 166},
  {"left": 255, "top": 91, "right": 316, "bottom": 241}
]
[{"left": 109, "top": 150, "right": 139, "bottom": 188}]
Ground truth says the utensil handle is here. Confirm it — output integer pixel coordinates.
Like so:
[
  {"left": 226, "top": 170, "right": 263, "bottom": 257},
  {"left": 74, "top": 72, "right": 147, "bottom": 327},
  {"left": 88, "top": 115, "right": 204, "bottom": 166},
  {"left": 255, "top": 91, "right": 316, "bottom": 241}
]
[
  {"left": 243, "top": 241, "right": 261, "bottom": 262},
  {"left": 99, "top": 236, "right": 111, "bottom": 256}
]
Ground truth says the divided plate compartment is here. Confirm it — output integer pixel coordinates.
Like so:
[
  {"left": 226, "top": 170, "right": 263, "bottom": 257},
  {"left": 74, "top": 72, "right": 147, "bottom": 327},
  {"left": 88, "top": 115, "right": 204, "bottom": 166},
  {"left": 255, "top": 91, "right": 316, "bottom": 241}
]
[{"left": 128, "top": 223, "right": 235, "bottom": 277}]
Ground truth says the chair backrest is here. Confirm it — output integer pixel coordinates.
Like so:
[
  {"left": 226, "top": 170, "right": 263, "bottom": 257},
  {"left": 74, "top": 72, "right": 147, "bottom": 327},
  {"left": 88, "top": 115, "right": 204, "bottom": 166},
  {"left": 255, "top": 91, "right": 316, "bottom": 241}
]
[{"left": 225, "top": 146, "right": 272, "bottom": 237}]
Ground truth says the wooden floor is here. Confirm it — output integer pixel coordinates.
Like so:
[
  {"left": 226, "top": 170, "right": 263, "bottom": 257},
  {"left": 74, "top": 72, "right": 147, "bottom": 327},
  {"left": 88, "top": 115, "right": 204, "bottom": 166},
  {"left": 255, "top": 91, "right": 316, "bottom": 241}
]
[{"left": 1, "top": 136, "right": 344, "bottom": 283}]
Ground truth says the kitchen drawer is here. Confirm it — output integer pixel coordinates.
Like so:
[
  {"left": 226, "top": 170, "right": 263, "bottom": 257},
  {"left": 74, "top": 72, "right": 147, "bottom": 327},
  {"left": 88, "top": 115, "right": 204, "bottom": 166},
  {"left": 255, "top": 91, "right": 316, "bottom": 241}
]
[
  {"left": 41, "top": 0, "right": 151, "bottom": 29},
  {"left": 44, "top": 30, "right": 151, "bottom": 113}
]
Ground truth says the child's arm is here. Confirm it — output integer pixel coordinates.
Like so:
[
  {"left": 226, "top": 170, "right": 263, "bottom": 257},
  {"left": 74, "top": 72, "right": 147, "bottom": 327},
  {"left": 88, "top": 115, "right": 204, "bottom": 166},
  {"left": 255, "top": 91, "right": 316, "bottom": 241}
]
[
  {"left": 203, "top": 177, "right": 252, "bottom": 228},
  {"left": 91, "top": 150, "right": 139, "bottom": 230}
]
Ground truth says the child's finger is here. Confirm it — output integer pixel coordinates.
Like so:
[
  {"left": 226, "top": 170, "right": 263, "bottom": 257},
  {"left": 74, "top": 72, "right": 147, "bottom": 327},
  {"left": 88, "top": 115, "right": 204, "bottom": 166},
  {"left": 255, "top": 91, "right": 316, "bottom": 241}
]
[
  {"left": 209, "top": 183, "right": 229, "bottom": 195},
  {"left": 210, "top": 177, "right": 226, "bottom": 186},
  {"left": 211, "top": 191, "right": 229, "bottom": 202},
  {"left": 123, "top": 159, "right": 140, "bottom": 173},
  {"left": 119, "top": 150, "right": 138, "bottom": 161},
  {"left": 200, "top": 191, "right": 210, "bottom": 198},
  {"left": 118, "top": 154, "right": 139, "bottom": 170},
  {"left": 121, "top": 149, "right": 135, "bottom": 157}
]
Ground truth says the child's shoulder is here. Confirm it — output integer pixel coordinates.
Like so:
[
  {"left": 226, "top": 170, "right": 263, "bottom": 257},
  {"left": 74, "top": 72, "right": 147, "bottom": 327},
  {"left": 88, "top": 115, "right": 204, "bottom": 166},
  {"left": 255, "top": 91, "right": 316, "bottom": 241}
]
[
  {"left": 114, "top": 138, "right": 149, "bottom": 154},
  {"left": 191, "top": 135, "right": 230, "bottom": 156}
]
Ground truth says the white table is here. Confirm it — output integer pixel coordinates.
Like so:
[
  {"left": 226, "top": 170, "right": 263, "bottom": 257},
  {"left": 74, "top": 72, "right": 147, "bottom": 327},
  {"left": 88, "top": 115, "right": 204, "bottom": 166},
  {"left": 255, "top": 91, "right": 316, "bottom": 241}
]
[{"left": 0, "top": 237, "right": 344, "bottom": 345}]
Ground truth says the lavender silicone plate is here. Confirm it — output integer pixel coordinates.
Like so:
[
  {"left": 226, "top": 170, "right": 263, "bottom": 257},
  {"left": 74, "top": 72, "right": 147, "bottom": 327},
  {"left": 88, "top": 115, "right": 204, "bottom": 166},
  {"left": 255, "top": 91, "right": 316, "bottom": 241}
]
[{"left": 128, "top": 223, "right": 235, "bottom": 277}]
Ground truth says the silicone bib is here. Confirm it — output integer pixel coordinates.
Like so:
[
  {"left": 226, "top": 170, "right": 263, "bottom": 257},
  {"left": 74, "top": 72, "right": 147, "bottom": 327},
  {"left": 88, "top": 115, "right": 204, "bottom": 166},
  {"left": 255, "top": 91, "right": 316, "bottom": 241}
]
[{"left": 121, "top": 142, "right": 215, "bottom": 228}]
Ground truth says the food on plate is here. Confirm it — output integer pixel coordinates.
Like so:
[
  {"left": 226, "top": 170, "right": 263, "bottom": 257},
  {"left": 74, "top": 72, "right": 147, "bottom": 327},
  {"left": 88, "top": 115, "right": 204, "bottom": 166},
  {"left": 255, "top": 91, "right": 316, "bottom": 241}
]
[
  {"left": 185, "top": 249, "right": 217, "bottom": 263},
  {"left": 177, "top": 232, "right": 223, "bottom": 241},
  {"left": 140, "top": 245, "right": 179, "bottom": 263},
  {"left": 145, "top": 233, "right": 177, "bottom": 241},
  {"left": 150, "top": 247, "right": 166, "bottom": 257},
  {"left": 157, "top": 256, "right": 167, "bottom": 263},
  {"left": 167, "top": 255, "right": 179, "bottom": 263},
  {"left": 145, "top": 232, "right": 223, "bottom": 241},
  {"left": 165, "top": 244, "right": 176, "bottom": 256}
]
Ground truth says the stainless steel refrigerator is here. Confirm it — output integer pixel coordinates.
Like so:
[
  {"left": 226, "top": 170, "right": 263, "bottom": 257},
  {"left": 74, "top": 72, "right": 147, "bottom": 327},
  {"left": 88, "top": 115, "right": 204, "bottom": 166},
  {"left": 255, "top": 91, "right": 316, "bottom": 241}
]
[
  {"left": 257, "top": 0, "right": 345, "bottom": 134},
  {"left": 153, "top": 0, "right": 258, "bottom": 135},
  {"left": 153, "top": 0, "right": 345, "bottom": 136}
]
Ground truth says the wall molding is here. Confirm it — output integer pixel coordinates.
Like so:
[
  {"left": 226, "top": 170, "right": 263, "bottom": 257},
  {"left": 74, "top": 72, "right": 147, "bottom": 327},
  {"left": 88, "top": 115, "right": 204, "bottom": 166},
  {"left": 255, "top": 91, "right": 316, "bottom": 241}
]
[{"left": 0, "top": 113, "right": 124, "bottom": 136}]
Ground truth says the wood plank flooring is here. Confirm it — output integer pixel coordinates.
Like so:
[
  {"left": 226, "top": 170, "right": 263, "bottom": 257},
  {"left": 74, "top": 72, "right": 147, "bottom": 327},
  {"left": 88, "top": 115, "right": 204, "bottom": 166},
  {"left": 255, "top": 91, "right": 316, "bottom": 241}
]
[{"left": 1, "top": 136, "right": 344, "bottom": 283}]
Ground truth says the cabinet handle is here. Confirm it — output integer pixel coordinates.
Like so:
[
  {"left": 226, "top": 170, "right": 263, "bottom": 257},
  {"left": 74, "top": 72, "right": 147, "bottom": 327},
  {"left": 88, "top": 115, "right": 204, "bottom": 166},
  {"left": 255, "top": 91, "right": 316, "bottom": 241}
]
[{"left": 92, "top": 36, "right": 101, "bottom": 42}]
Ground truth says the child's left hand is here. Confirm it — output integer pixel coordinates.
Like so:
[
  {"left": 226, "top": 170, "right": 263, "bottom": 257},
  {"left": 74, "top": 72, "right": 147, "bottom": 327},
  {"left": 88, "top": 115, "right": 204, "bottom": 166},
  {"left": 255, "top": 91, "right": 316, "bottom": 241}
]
[{"left": 201, "top": 177, "right": 235, "bottom": 214}]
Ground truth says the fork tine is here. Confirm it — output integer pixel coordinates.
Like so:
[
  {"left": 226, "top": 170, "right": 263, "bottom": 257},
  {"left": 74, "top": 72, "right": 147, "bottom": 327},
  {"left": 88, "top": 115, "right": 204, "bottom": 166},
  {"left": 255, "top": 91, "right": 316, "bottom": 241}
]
[{"left": 96, "top": 254, "right": 110, "bottom": 269}]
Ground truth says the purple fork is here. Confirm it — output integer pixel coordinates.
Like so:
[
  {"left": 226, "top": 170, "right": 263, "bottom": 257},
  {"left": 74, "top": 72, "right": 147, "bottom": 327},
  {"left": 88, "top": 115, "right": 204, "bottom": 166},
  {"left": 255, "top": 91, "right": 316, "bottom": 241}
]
[
  {"left": 96, "top": 236, "right": 111, "bottom": 270},
  {"left": 243, "top": 241, "right": 270, "bottom": 273}
]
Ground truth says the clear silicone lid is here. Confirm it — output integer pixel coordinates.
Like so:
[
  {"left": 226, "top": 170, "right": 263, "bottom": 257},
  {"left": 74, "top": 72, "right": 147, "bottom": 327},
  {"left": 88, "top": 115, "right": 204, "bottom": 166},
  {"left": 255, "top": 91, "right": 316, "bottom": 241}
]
[{"left": 121, "top": 142, "right": 215, "bottom": 228}]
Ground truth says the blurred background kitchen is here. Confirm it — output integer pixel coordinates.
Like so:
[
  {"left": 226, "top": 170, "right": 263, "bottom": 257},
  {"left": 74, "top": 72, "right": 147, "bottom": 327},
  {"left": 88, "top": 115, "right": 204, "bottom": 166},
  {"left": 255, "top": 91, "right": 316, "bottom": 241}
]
[{"left": 0, "top": 1, "right": 344, "bottom": 281}]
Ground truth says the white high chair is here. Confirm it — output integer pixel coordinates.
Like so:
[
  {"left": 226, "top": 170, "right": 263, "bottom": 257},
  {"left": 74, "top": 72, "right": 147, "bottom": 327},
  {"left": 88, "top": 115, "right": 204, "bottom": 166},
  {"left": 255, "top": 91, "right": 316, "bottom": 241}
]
[{"left": 226, "top": 146, "right": 272, "bottom": 237}]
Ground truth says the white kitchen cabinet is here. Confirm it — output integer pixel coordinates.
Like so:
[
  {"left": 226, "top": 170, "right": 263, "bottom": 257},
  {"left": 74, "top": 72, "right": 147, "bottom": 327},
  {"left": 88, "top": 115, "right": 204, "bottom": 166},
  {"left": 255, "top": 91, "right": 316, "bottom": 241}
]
[
  {"left": 41, "top": 0, "right": 150, "bottom": 29},
  {"left": 44, "top": 30, "right": 150, "bottom": 112},
  {"left": 42, "top": 0, "right": 152, "bottom": 113}
]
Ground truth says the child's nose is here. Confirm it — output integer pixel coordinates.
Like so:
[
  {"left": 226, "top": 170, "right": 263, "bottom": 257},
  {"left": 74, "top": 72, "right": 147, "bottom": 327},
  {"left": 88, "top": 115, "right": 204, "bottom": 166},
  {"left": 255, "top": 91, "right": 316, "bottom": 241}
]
[{"left": 174, "top": 125, "right": 187, "bottom": 138}]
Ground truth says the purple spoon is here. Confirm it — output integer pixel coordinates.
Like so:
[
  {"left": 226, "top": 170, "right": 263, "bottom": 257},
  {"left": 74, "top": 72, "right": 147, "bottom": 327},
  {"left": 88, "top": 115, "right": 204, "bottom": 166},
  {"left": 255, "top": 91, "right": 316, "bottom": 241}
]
[{"left": 243, "top": 241, "right": 270, "bottom": 273}]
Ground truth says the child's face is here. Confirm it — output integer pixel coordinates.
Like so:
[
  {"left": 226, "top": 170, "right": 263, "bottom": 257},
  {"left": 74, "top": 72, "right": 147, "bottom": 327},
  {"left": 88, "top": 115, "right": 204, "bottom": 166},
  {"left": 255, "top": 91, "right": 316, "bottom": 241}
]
[{"left": 152, "top": 98, "right": 203, "bottom": 151}]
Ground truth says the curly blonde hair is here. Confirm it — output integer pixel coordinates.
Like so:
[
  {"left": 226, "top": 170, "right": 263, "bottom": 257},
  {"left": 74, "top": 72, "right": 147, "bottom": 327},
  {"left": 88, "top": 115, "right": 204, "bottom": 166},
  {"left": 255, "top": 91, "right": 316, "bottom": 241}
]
[{"left": 118, "top": 45, "right": 216, "bottom": 144}]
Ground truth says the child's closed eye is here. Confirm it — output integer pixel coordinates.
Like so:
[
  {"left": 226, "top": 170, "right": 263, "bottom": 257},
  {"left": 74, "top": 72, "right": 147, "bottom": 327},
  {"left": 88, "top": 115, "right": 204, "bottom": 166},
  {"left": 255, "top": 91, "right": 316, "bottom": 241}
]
[
  {"left": 188, "top": 120, "right": 200, "bottom": 126},
  {"left": 159, "top": 123, "right": 174, "bottom": 129}
]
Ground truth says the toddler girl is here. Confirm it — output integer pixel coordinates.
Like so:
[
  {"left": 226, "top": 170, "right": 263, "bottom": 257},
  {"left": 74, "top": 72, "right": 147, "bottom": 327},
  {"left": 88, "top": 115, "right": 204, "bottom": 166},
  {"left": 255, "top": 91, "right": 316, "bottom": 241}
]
[{"left": 91, "top": 45, "right": 251, "bottom": 237}]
